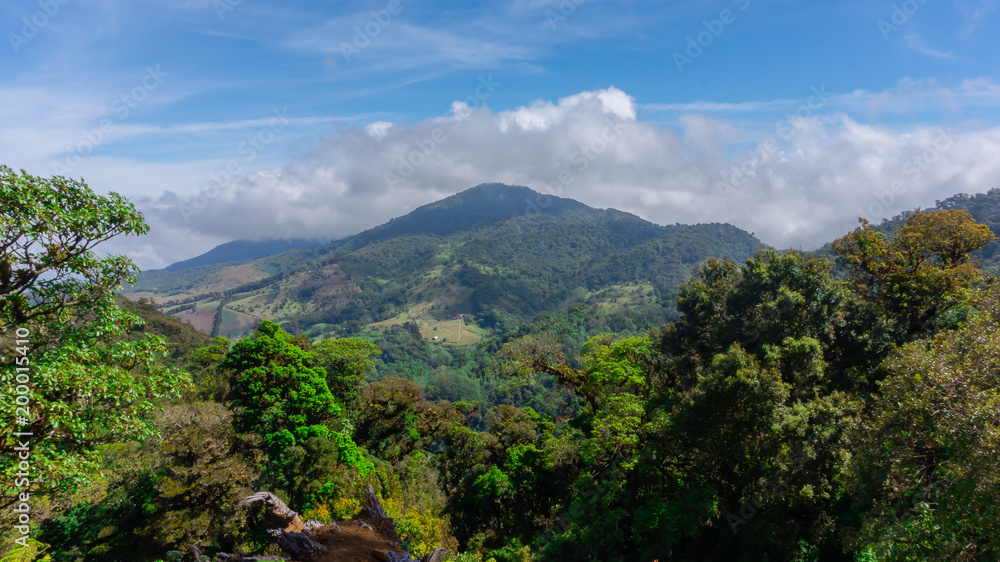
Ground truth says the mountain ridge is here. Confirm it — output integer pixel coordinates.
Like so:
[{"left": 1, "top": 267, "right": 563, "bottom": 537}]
[
  {"left": 126, "top": 183, "right": 767, "bottom": 339},
  {"left": 164, "top": 238, "right": 328, "bottom": 272}
]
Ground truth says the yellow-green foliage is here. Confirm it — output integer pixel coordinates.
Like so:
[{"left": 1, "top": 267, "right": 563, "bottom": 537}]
[
  {"left": 0, "top": 539, "right": 53, "bottom": 561},
  {"left": 303, "top": 495, "right": 364, "bottom": 524},
  {"left": 383, "top": 496, "right": 459, "bottom": 557},
  {"left": 330, "top": 496, "right": 362, "bottom": 520},
  {"left": 301, "top": 504, "right": 333, "bottom": 525}
]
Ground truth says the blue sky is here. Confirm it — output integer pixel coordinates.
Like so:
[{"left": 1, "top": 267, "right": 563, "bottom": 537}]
[{"left": 2, "top": 0, "right": 999, "bottom": 268}]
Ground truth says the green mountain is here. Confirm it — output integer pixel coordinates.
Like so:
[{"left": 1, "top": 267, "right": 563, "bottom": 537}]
[
  {"left": 165, "top": 238, "right": 326, "bottom": 271},
  {"left": 127, "top": 183, "right": 765, "bottom": 340}
]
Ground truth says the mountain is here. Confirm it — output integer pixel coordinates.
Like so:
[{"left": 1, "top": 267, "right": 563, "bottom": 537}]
[
  {"left": 164, "top": 238, "right": 327, "bottom": 271},
  {"left": 126, "top": 183, "right": 766, "bottom": 340},
  {"left": 344, "top": 184, "right": 592, "bottom": 247}
]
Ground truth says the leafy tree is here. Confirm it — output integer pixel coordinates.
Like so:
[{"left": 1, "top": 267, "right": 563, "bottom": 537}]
[
  {"left": 39, "top": 403, "right": 265, "bottom": 561},
  {"left": 218, "top": 320, "right": 378, "bottom": 507},
  {"left": 353, "top": 377, "right": 468, "bottom": 463},
  {"left": 354, "top": 377, "right": 426, "bottom": 462},
  {"left": 187, "top": 335, "right": 231, "bottom": 399},
  {"left": 219, "top": 319, "right": 340, "bottom": 441},
  {"left": 0, "top": 166, "right": 147, "bottom": 334},
  {"left": 833, "top": 209, "right": 996, "bottom": 338},
  {"left": 495, "top": 251, "right": 868, "bottom": 560},
  {"left": 659, "top": 249, "right": 846, "bottom": 379},
  {"left": 311, "top": 336, "right": 381, "bottom": 413},
  {"left": 0, "top": 168, "right": 189, "bottom": 507},
  {"left": 851, "top": 283, "right": 1000, "bottom": 560},
  {"left": 492, "top": 334, "right": 661, "bottom": 557}
]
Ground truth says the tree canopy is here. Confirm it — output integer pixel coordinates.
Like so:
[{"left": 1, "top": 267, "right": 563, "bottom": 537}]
[{"left": 0, "top": 168, "right": 188, "bottom": 507}]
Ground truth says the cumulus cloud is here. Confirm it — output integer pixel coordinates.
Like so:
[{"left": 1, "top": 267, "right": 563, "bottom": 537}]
[{"left": 125, "top": 84, "right": 1000, "bottom": 269}]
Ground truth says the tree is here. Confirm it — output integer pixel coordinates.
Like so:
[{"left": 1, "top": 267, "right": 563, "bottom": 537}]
[
  {"left": 0, "top": 166, "right": 147, "bottom": 335},
  {"left": 219, "top": 319, "right": 340, "bottom": 442},
  {"left": 188, "top": 335, "right": 231, "bottom": 399},
  {"left": 496, "top": 334, "right": 659, "bottom": 558},
  {"left": 353, "top": 377, "right": 428, "bottom": 462},
  {"left": 833, "top": 209, "right": 996, "bottom": 337},
  {"left": 0, "top": 167, "right": 189, "bottom": 506},
  {"left": 218, "top": 320, "right": 378, "bottom": 507},
  {"left": 311, "top": 337, "right": 381, "bottom": 414},
  {"left": 659, "top": 249, "right": 846, "bottom": 376},
  {"left": 851, "top": 283, "right": 1000, "bottom": 561},
  {"left": 501, "top": 252, "right": 863, "bottom": 560},
  {"left": 37, "top": 403, "right": 263, "bottom": 561}
]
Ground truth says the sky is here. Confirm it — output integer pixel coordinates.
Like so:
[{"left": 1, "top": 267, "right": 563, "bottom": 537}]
[{"left": 3, "top": 0, "right": 1000, "bottom": 269}]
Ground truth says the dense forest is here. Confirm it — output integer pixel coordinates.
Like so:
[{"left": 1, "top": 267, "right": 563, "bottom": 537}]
[{"left": 3, "top": 166, "right": 1000, "bottom": 561}]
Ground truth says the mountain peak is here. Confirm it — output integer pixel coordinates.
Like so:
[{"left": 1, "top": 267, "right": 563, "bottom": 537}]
[{"left": 346, "top": 183, "right": 592, "bottom": 248}]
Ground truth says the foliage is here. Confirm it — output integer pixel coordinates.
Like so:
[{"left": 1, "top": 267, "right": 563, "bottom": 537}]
[
  {"left": 220, "top": 319, "right": 341, "bottom": 440},
  {"left": 0, "top": 166, "right": 147, "bottom": 332},
  {"left": 851, "top": 282, "right": 1000, "bottom": 560},
  {"left": 38, "top": 403, "right": 264, "bottom": 561},
  {"left": 0, "top": 538, "right": 52, "bottom": 561},
  {"left": 833, "top": 209, "right": 995, "bottom": 337},
  {"left": 218, "top": 320, "right": 385, "bottom": 509},
  {"left": 17, "top": 179, "right": 1000, "bottom": 562},
  {"left": 311, "top": 336, "right": 381, "bottom": 413},
  {"left": 383, "top": 494, "right": 458, "bottom": 557},
  {"left": 0, "top": 168, "right": 190, "bottom": 509}
]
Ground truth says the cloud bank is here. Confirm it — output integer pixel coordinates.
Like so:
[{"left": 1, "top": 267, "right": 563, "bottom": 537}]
[{"left": 128, "top": 84, "right": 1000, "bottom": 269}]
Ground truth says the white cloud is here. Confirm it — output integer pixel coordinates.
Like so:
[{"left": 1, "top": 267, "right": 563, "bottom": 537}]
[
  {"left": 122, "top": 83, "right": 1000, "bottom": 269},
  {"left": 956, "top": 0, "right": 1000, "bottom": 37},
  {"left": 497, "top": 87, "right": 635, "bottom": 132},
  {"left": 364, "top": 121, "right": 394, "bottom": 139},
  {"left": 903, "top": 33, "right": 957, "bottom": 59}
]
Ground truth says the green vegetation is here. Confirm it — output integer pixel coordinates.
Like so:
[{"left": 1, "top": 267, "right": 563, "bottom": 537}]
[
  {"left": 0, "top": 166, "right": 190, "bottom": 508},
  {"left": 124, "top": 183, "right": 762, "bottom": 339},
  {"left": 4, "top": 172, "right": 1000, "bottom": 561}
]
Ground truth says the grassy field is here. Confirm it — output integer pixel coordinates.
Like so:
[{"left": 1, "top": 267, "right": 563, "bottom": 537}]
[{"left": 370, "top": 301, "right": 483, "bottom": 346}]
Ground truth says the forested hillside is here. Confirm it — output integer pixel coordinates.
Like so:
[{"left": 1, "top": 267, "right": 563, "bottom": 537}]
[
  {"left": 4, "top": 167, "right": 1000, "bottom": 562},
  {"left": 126, "top": 183, "right": 763, "bottom": 340}
]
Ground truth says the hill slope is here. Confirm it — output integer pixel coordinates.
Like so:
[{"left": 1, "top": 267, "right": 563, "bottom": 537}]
[
  {"left": 127, "top": 183, "right": 765, "bottom": 339},
  {"left": 165, "top": 238, "right": 326, "bottom": 271}
]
